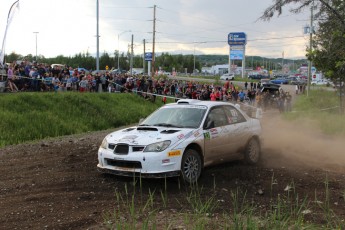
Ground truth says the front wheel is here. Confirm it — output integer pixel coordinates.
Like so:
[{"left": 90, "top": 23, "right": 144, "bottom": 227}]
[
  {"left": 244, "top": 138, "right": 261, "bottom": 164},
  {"left": 180, "top": 149, "right": 202, "bottom": 184}
]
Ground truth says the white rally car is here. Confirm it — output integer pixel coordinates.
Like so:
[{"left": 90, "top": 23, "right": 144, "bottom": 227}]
[{"left": 97, "top": 99, "right": 262, "bottom": 183}]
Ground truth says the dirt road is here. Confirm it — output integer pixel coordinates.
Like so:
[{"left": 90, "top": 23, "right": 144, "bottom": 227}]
[{"left": 1, "top": 111, "right": 344, "bottom": 229}]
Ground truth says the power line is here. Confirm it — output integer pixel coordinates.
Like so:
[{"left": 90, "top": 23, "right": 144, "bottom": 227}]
[{"left": 144, "top": 35, "right": 305, "bottom": 44}]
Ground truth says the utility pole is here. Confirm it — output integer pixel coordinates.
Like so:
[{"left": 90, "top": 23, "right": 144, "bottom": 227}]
[
  {"left": 281, "top": 51, "right": 284, "bottom": 72},
  {"left": 193, "top": 44, "right": 195, "bottom": 73},
  {"left": 307, "top": 0, "right": 314, "bottom": 96},
  {"left": 151, "top": 5, "right": 156, "bottom": 78},
  {"left": 143, "top": 39, "right": 146, "bottom": 74},
  {"left": 130, "top": 34, "right": 133, "bottom": 76},
  {"left": 96, "top": 0, "right": 99, "bottom": 71}
]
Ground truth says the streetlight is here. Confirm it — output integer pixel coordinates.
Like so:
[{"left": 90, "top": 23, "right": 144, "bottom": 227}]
[
  {"left": 193, "top": 42, "right": 206, "bottom": 73},
  {"left": 117, "top": 30, "right": 131, "bottom": 70},
  {"left": 33, "top": 32, "right": 39, "bottom": 61},
  {"left": 193, "top": 44, "right": 196, "bottom": 73}
]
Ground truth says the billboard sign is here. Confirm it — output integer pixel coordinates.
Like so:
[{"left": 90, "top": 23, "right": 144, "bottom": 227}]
[
  {"left": 145, "top": 52, "right": 152, "bottom": 61},
  {"left": 228, "top": 32, "right": 247, "bottom": 46},
  {"left": 230, "top": 49, "right": 244, "bottom": 60}
]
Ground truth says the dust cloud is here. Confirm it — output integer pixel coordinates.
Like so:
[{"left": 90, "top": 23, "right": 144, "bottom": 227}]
[{"left": 260, "top": 110, "right": 345, "bottom": 173}]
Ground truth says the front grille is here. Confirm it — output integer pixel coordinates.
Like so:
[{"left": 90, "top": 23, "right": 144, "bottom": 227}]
[
  {"left": 133, "top": 146, "right": 145, "bottom": 152},
  {"left": 109, "top": 143, "right": 145, "bottom": 154},
  {"left": 105, "top": 158, "right": 142, "bottom": 169},
  {"left": 114, "top": 144, "right": 129, "bottom": 155}
]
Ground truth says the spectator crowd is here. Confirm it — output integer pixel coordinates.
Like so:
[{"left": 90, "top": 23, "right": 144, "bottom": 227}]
[{"left": 1, "top": 60, "right": 294, "bottom": 112}]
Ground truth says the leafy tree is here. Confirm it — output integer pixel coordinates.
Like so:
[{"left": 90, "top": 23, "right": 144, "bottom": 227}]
[
  {"left": 261, "top": 0, "right": 345, "bottom": 113},
  {"left": 4, "top": 52, "right": 22, "bottom": 63}
]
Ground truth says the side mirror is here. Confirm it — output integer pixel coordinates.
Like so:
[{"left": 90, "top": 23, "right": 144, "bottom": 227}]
[
  {"left": 138, "top": 118, "right": 145, "bottom": 125},
  {"left": 204, "top": 120, "right": 214, "bottom": 130}
]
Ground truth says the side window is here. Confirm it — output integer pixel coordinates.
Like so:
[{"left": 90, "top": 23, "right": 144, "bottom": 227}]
[
  {"left": 224, "top": 105, "right": 246, "bottom": 124},
  {"left": 204, "top": 107, "right": 228, "bottom": 129}
]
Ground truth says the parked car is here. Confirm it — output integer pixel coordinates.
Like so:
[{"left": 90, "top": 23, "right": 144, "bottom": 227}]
[
  {"left": 77, "top": 68, "right": 89, "bottom": 75},
  {"left": 220, "top": 73, "right": 235, "bottom": 80},
  {"left": 111, "top": 69, "right": 127, "bottom": 75},
  {"left": 260, "top": 83, "right": 281, "bottom": 108},
  {"left": 51, "top": 64, "right": 65, "bottom": 69},
  {"left": 273, "top": 74, "right": 289, "bottom": 79},
  {"left": 261, "top": 83, "right": 281, "bottom": 95},
  {"left": 248, "top": 74, "right": 269, "bottom": 80},
  {"left": 91, "top": 70, "right": 108, "bottom": 75},
  {"left": 270, "top": 78, "right": 289, "bottom": 84},
  {"left": 311, "top": 79, "right": 330, "bottom": 86},
  {"left": 97, "top": 99, "right": 262, "bottom": 183}
]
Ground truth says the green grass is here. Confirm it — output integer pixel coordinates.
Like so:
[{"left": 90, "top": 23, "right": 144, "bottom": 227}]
[
  {"left": 284, "top": 89, "right": 345, "bottom": 135},
  {"left": 102, "top": 176, "right": 344, "bottom": 229},
  {"left": 0, "top": 92, "right": 163, "bottom": 147}
]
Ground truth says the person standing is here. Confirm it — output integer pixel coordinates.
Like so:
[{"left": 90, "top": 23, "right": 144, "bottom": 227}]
[
  {"left": 238, "top": 90, "right": 245, "bottom": 102},
  {"left": 79, "top": 77, "right": 88, "bottom": 92},
  {"left": 7, "top": 64, "right": 18, "bottom": 92},
  {"left": 52, "top": 75, "right": 61, "bottom": 92},
  {"left": 285, "top": 92, "right": 292, "bottom": 112},
  {"left": 257, "top": 82, "right": 261, "bottom": 89},
  {"left": 210, "top": 89, "right": 217, "bottom": 101}
]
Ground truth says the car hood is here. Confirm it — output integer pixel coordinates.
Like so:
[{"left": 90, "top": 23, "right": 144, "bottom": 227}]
[{"left": 105, "top": 126, "right": 197, "bottom": 146}]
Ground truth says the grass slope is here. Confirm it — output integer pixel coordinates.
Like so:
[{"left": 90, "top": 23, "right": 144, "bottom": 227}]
[
  {"left": 285, "top": 89, "right": 345, "bottom": 135},
  {"left": 0, "top": 92, "right": 162, "bottom": 147}
]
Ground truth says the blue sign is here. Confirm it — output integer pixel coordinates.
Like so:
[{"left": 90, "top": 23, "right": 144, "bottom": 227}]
[
  {"left": 228, "top": 32, "right": 247, "bottom": 46},
  {"left": 230, "top": 50, "right": 244, "bottom": 60},
  {"left": 145, "top": 52, "right": 152, "bottom": 61}
]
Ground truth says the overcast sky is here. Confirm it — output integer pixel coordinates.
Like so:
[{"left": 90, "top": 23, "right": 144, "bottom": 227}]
[{"left": 1, "top": 0, "right": 311, "bottom": 60}]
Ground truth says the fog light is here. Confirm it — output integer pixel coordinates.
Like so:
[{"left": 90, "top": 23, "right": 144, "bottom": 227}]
[{"left": 162, "top": 159, "right": 170, "bottom": 164}]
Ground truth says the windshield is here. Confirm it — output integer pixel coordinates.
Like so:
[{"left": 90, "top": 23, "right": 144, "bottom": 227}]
[{"left": 140, "top": 106, "right": 207, "bottom": 129}]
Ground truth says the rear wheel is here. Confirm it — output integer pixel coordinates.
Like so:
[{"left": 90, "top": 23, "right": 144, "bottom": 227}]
[
  {"left": 180, "top": 149, "right": 202, "bottom": 184},
  {"left": 244, "top": 138, "right": 261, "bottom": 164}
]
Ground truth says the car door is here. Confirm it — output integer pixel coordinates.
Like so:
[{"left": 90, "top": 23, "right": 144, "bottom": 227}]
[
  {"left": 203, "top": 106, "right": 231, "bottom": 165},
  {"left": 221, "top": 105, "right": 251, "bottom": 160}
]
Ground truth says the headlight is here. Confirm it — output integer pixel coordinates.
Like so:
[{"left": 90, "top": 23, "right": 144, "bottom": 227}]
[
  {"left": 144, "top": 140, "right": 171, "bottom": 152},
  {"left": 100, "top": 138, "right": 108, "bottom": 149}
]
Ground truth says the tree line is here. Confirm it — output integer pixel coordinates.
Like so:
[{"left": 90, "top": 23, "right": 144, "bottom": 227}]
[
  {"left": 4, "top": 51, "right": 202, "bottom": 74},
  {"left": 4, "top": 50, "right": 307, "bottom": 74}
]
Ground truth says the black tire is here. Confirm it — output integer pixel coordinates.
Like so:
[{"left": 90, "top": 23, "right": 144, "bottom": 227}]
[
  {"left": 180, "top": 149, "right": 202, "bottom": 184},
  {"left": 244, "top": 138, "right": 261, "bottom": 164}
]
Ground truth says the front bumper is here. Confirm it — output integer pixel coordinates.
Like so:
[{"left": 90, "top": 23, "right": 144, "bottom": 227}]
[
  {"left": 97, "top": 147, "right": 183, "bottom": 177},
  {"left": 97, "top": 166, "right": 180, "bottom": 178}
]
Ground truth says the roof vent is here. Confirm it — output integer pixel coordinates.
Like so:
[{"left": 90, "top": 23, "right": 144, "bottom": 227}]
[{"left": 176, "top": 99, "right": 200, "bottom": 104}]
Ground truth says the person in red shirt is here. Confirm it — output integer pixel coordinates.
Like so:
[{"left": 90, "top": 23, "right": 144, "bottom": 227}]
[{"left": 210, "top": 89, "right": 217, "bottom": 101}]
